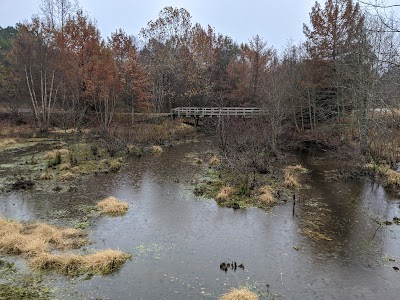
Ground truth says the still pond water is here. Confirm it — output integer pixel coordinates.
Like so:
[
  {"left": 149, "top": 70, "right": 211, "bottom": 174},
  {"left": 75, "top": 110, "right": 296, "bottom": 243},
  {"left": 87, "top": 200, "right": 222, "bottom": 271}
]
[{"left": 1, "top": 139, "right": 400, "bottom": 299}]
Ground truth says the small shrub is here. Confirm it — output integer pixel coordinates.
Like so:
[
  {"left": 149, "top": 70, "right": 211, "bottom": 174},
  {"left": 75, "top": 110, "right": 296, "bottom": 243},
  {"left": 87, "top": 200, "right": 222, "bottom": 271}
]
[
  {"left": 219, "top": 287, "right": 259, "bottom": 300},
  {"left": 105, "top": 140, "right": 122, "bottom": 157},
  {"left": 97, "top": 197, "right": 129, "bottom": 216}
]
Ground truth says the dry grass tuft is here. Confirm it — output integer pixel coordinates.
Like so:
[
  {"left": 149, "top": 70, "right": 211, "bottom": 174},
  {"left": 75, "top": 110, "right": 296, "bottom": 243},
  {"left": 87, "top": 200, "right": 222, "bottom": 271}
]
[
  {"left": 0, "top": 219, "right": 88, "bottom": 256},
  {"left": 216, "top": 186, "right": 235, "bottom": 201},
  {"left": 151, "top": 145, "right": 163, "bottom": 154},
  {"left": 258, "top": 186, "right": 276, "bottom": 205},
  {"left": 209, "top": 155, "right": 221, "bottom": 165},
  {"left": 0, "top": 218, "right": 130, "bottom": 276},
  {"left": 385, "top": 169, "right": 400, "bottom": 187},
  {"left": 283, "top": 165, "right": 307, "bottom": 189},
  {"left": 39, "top": 171, "right": 51, "bottom": 180},
  {"left": 30, "top": 249, "right": 131, "bottom": 276},
  {"left": 0, "top": 138, "right": 17, "bottom": 148},
  {"left": 285, "top": 164, "right": 308, "bottom": 173},
  {"left": 31, "top": 252, "right": 83, "bottom": 276},
  {"left": 59, "top": 163, "right": 71, "bottom": 171},
  {"left": 24, "top": 223, "right": 87, "bottom": 250},
  {"left": 60, "top": 171, "right": 75, "bottom": 181},
  {"left": 219, "top": 288, "right": 259, "bottom": 300},
  {"left": 283, "top": 170, "right": 300, "bottom": 188},
  {"left": 97, "top": 197, "right": 129, "bottom": 216},
  {"left": 109, "top": 160, "right": 122, "bottom": 172},
  {"left": 83, "top": 249, "right": 131, "bottom": 274},
  {"left": 44, "top": 149, "right": 70, "bottom": 160}
]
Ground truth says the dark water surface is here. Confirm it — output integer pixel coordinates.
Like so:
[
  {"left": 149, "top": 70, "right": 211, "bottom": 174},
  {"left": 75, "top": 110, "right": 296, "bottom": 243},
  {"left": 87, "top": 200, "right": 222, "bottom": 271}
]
[{"left": 1, "top": 140, "right": 400, "bottom": 299}]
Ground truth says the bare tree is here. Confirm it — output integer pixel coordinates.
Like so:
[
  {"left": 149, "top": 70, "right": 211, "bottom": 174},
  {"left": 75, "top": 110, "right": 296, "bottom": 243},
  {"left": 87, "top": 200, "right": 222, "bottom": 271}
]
[
  {"left": 40, "top": 0, "right": 79, "bottom": 31},
  {"left": 11, "top": 19, "right": 61, "bottom": 131}
]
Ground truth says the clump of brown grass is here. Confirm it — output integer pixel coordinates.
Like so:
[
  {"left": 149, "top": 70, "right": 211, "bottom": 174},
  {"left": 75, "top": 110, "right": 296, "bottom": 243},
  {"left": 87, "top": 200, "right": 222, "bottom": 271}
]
[
  {"left": 285, "top": 164, "right": 308, "bottom": 173},
  {"left": 0, "top": 219, "right": 88, "bottom": 256},
  {"left": 97, "top": 197, "right": 129, "bottom": 216},
  {"left": 23, "top": 223, "right": 87, "bottom": 250},
  {"left": 216, "top": 186, "right": 235, "bottom": 201},
  {"left": 59, "top": 163, "right": 71, "bottom": 171},
  {"left": 44, "top": 149, "right": 69, "bottom": 160},
  {"left": 209, "top": 155, "right": 221, "bottom": 165},
  {"left": 385, "top": 169, "right": 400, "bottom": 188},
  {"left": 83, "top": 249, "right": 131, "bottom": 274},
  {"left": 283, "top": 164, "right": 308, "bottom": 189},
  {"left": 39, "top": 171, "right": 51, "bottom": 180},
  {"left": 283, "top": 170, "right": 300, "bottom": 188},
  {"left": 219, "top": 288, "right": 259, "bottom": 300},
  {"left": 0, "top": 218, "right": 130, "bottom": 276},
  {"left": 60, "top": 172, "right": 75, "bottom": 181},
  {"left": 258, "top": 186, "right": 276, "bottom": 205},
  {"left": 30, "top": 249, "right": 131, "bottom": 276},
  {"left": 109, "top": 160, "right": 122, "bottom": 172},
  {"left": 151, "top": 145, "right": 163, "bottom": 154},
  {"left": 0, "top": 138, "right": 17, "bottom": 148}
]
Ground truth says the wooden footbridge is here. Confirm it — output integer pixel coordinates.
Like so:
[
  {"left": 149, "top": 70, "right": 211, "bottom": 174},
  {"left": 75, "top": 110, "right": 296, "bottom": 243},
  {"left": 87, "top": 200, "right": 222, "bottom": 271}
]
[
  {"left": 113, "top": 107, "right": 267, "bottom": 125},
  {"left": 170, "top": 107, "right": 267, "bottom": 118}
]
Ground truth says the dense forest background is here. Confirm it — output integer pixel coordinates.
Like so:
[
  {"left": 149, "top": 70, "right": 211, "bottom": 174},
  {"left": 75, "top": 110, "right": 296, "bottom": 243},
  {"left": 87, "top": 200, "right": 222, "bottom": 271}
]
[{"left": 1, "top": 0, "right": 400, "bottom": 165}]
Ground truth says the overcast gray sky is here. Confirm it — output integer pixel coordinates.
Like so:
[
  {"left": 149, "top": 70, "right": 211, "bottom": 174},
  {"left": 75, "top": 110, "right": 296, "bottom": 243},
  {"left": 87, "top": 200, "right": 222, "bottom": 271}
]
[{"left": 0, "top": 0, "right": 316, "bottom": 49}]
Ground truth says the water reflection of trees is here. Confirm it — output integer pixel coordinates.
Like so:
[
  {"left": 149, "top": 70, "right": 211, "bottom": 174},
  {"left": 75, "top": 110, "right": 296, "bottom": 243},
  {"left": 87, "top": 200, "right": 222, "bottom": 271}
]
[{"left": 297, "top": 158, "right": 365, "bottom": 256}]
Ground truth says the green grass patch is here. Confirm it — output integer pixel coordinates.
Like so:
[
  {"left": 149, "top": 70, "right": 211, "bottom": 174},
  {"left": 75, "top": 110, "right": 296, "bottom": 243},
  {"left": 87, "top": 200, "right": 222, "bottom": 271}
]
[{"left": 0, "top": 283, "right": 52, "bottom": 300}]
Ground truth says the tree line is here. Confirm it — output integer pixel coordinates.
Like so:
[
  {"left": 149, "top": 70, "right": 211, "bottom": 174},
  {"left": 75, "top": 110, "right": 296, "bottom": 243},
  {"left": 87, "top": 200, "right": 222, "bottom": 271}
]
[{"left": 1, "top": 0, "right": 400, "bottom": 164}]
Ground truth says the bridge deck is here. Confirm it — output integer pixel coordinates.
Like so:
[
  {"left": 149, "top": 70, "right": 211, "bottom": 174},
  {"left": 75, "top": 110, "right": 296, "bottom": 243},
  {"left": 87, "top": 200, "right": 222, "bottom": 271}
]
[{"left": 171, "top": 107, "right": 266, "bottom": 118}]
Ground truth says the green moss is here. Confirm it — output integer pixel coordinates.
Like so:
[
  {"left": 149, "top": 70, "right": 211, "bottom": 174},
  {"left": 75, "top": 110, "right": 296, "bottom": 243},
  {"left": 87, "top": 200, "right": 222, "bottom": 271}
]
[
  {"left": 70, "top": 220, "right": 91, "bottom": 229},
  {"left": 0, "top": 259, "right": 16, "bottom": 279},
  {"left": 0, "top": 284, "right": 52, "bottom": 300},
  {"left": 0, "top": 263, "right": 52, "bottom": 300}
]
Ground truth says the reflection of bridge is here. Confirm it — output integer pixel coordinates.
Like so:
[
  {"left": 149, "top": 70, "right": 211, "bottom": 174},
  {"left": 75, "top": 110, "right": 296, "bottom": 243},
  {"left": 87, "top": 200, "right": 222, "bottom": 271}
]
[{"left": 171, "top": 107, "right": 267, "bottom": 118}]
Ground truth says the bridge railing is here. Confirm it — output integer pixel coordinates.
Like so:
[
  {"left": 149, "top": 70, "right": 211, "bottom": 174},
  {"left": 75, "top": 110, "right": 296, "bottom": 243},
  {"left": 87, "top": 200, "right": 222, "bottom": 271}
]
[{"left": 171, "top": 107, "right": 267, "bottom": 117}]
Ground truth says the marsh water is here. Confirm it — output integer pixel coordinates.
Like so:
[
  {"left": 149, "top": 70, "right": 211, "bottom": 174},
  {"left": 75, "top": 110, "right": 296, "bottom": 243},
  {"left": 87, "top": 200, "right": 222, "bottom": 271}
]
[{"left": 1, "top": 139, "right": 400, "bottom": 299}]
